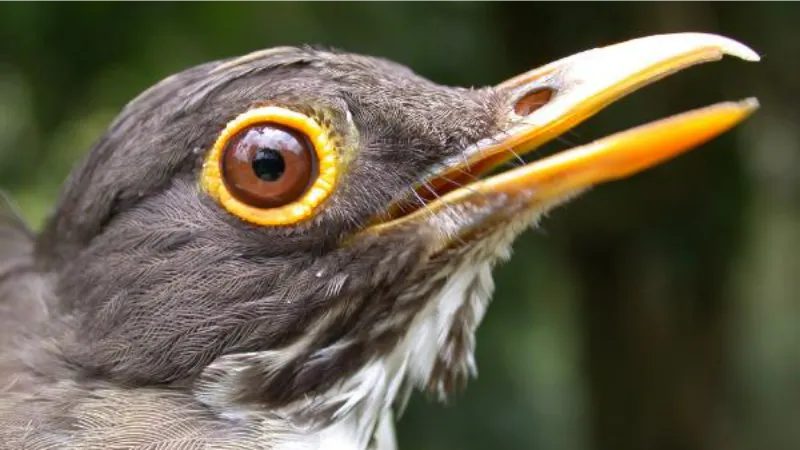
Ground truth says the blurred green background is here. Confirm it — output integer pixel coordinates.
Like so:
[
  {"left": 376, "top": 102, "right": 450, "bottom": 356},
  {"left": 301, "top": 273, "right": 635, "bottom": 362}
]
[{"left": 0, "top": 3, "right": 797, "bottom": 450}]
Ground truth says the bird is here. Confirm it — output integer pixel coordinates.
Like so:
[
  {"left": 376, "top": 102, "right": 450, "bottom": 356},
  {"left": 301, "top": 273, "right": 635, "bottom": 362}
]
[{"left": 0, "top": 33, "right": 758, "bottom": 449}]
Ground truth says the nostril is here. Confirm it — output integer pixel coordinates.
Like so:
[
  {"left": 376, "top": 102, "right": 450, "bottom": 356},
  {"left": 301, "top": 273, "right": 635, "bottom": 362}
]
[{"left": 513, "top": 87, "right": 554, "bottom": 116}]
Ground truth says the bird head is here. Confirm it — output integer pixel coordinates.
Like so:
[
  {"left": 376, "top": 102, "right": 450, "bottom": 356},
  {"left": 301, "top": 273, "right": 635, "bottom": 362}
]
[{"left": 34, "top": 33, "right": 757, "bottom": 424}]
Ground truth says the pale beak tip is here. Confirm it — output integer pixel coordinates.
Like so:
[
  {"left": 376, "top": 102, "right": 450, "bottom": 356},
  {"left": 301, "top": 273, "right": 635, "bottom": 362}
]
[
  {"left": 740, "top": 96, "right": 761, "bottom": 111},
  {"left": 652, "top": 32, "right": 760, "bottom": 62},
  {"left": 718, "top": 36, "right": 761, "bottom": 62}
]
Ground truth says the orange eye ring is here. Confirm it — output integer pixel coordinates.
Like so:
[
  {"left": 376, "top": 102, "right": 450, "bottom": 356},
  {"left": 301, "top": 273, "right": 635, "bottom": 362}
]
[{"left": 201, "top": 106, "right": 338, "bottom": 226}]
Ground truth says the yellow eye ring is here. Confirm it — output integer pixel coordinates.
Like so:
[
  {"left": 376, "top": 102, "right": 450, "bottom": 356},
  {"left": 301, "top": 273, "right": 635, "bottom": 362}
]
[{"left": 201, "top": 106, "right": 338, "bottom": 226}]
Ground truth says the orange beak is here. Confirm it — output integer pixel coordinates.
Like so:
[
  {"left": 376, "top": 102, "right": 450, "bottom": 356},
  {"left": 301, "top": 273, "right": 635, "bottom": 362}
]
[{"left": 371, "top": 33, "right": 759, "bottom": 246}]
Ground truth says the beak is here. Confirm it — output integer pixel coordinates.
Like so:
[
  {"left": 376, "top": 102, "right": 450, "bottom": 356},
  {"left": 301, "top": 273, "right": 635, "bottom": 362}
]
[{"left": 370, "top": 33, "right": 759, "bottom": 248}]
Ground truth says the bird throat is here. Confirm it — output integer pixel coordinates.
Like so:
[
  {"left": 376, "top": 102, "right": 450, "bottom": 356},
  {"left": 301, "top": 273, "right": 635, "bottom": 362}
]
[{"left": 192, "top": 206, "right": 545, "bottom": 450}]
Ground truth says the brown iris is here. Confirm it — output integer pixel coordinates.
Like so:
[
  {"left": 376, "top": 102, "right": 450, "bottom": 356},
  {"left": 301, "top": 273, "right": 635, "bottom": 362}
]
[{"left": 221, "top": 123, "right": 317, "bottom": 208}]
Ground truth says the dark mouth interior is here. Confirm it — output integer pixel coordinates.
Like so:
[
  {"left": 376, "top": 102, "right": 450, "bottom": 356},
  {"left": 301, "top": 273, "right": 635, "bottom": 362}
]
[{"left": 380, "top": 87, "right": 557, "bottom": 222}]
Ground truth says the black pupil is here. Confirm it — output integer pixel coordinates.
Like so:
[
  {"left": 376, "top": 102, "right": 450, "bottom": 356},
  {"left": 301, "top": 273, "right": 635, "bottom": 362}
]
[{"left": 252, "top": 148, "right": 285, "bottom": 182}]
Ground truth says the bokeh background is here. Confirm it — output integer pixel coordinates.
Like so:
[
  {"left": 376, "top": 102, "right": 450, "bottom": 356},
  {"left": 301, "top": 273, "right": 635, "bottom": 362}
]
[{"left": 0, "top": 3, "right": 797, "bottom": 450}]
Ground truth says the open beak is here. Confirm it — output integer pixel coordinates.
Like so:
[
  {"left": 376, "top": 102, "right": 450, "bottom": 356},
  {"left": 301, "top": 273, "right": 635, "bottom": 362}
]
[{"left": 370, "top": 33, "right": 759, "bottom": 247}]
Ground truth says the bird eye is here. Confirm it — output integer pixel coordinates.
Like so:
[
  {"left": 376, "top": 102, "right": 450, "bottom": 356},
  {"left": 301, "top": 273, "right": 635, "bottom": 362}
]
[
  {"left": 201, "top": 107, "right": 338, "bottom": 226},
  {"left": 221, "top": 124, "right": 316, "bottom": 208}
]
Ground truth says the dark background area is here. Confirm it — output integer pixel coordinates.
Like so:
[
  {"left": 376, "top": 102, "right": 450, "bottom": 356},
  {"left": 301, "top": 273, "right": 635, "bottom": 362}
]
[{"left": 0, "top": 3, "right": 797, "bottom": 450}]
